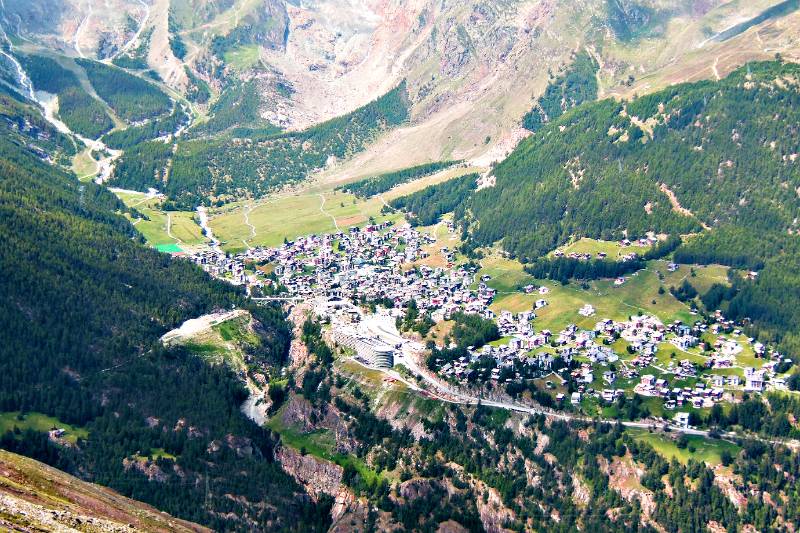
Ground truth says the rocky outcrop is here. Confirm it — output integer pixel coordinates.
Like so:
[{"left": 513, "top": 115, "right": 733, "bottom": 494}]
[
  {"left": 224, "top": 434, "right": 257, "bottom": 457},
  {"left": 273, "top": 444, "right": 385, "bottom": 531},
  {"left": 601, "top": 454, "right": 657, "bottom": 519},
  {"left": 398, "top": 477, "right": 438, "bottom": 501},
  {"left": 274, "top": 445, "right": 343, "bottom": 498},
  {"left": 572, "top": 474, "right": 591, "bottom": 506},
  {"left": 328, "top": 490, "right": 396, "bottom": 533},
  {"left": 287, "top": 304, "right": 312, "bottom": 382},
  {"left": 473, "top": 481, "right": 515, "bottom": 533},
  {"left": 174, "top": 418, "right": 204, "bottom": 438},
  {"left": 280, "top": 394, "right": 355, "bottom": 453},
  {"left": 434, "top": 465, "right": 515, "bottom": 533},
  {"left": 122, "top": 457, "right": 168, "bottom": 483},
  {"left": 437, "top": 520, "right": 470, "bottom": 533},
  {"left": 236, "top": 0, "right": 289, "bottom": 51},
  {"left": 713, "top": 465, "right": 748, "bottom": 510}
]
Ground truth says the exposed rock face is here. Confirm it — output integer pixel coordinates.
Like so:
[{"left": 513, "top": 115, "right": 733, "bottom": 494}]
[
  {"left": 394, "top": 475, "right": 514, "bottom": 533},
  {"left": 437, "top": 519, "right": 470, "bottom": 533},
  {"left": 274, "top": 445, "right": 343, "bottom": 498},
  {"left": 8, "top": 0, "right": 795, "bottom": 173},
  {"left": 328, "top": 490, "right": 394, "bottom": 533},
  {"left": 122, "top": 458, "right": 168, "bottom": 483},
  {"left": 713, "top": 464, "right": 748, "bottom": 510},
  {"left": 275, "top": 446, "right": 395, "bottom": 531},
  {"left": 374, "top": 392, "right": 430, "bottom": 439},
  {"left": 224, "top": 434, "right": 257, "bottom": 457},
  {"left": 601, "top": 454, "right": 658, "bottom": 521},
  {"left": 473, "top": 480, "right": 515, "bottom": 533},
  {"left": 287, "top": 303, "right": 313, "bottom": 381},
  {"left": 572, "top": 473, "right": 591, "bottom": 506},
  {"left": 398, "top": 477, "right": 438, "bottom": 501},
  {"left": 3, "top": 0, "right": 145, "bottom": 57},
  {"left": 281, "top": 393, "right": 354, "bottom": 453},
  {"left": 239, "top": 0, "right": 289, "bottom": 51}
]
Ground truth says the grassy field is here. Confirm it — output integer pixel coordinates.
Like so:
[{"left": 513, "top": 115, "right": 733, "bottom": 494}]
[
  {"left": 478, "top": 251, "right": 694, "bottom": 329},
  {"left": 72, "top": 148, "right": 99, "bottom": 181},
  {"left": 525, "top": 273, "right": 693, "bottom": 332},
  {"left": 426, "top": 320, "right": 454, "bottom": 346},
  {"left": 629, "top": 428, "right": 741, "bottom": 465},
  {"left": 0, "top": 412, "right": 88, "bottom": 444},
  {"left": 658, "top": 261, "right": 730, "bottom": 295},
  {"left": 407, "top": 217, "right": 464, "bottom": 269},
  {"left": 474, "top": 250, "right": 728, "bottom": 332},
  {"left": 552, "top": 237, "right": 650, "bottom": 259},
  {"left": 134, "top": 448, "right": 178, "bottom": 462},
  {"left": 224, "top": 45, "right": 261, "bottom": 71},
  {"left": 209, "top": 167, "right": 478, "bottom": 253},
  {"left": 210, "top": 190, "right": 402, "bottom": 252},
  {"left": 477, "top": 253, "right": 535, "bottom": 293},
  {"left": 116, "top": 192, "right": 206, "bottom": 248}
]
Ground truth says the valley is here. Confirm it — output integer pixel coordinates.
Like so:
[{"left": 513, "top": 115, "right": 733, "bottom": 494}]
[{"left": 2, "top": 0, "right": 800, "bottom": 531}]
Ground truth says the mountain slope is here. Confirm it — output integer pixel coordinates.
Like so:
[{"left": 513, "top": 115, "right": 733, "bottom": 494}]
[
  {"left": 0, "top": 85, "right": 329, "bottom": 531},
  {"left": 463, "top": 60, "right": 800, "bottom": 259},
  {"left": 0, "top": 449, "right": 207, "bottom": 532},
  {"left": 9, "top": 0, "right": 800, "bottom": 183},
  {"left": 110, "top": 81, "right": 410, "bottom": 207},
  {"left": 447, "top": 60, "right": 800, "bottom": 354}
]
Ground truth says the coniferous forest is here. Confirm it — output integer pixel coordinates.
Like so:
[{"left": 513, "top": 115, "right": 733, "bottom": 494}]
[
  {"left": 110, "top": 82, "right": 410, "bottom": 207},
  {"left": 0, "top": 86, "right": 327, "bottom": 531},
  {"left": 19, "top": 54, "right": 114, "bottom": 138},
  {"left": 451, "top": 60, "right": 800, "bottom": 356},
  {"left": 4, "top": 5, "right": 800, "bottom": 529}
]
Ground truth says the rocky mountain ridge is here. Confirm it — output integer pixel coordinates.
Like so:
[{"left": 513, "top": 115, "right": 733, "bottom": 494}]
[{"left": 5, "top": 0, "right": 800, "bottom": 177}]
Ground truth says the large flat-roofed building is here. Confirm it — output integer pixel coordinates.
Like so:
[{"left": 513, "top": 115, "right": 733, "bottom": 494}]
[{"left": 333, "top": 328, "right": 395, "bottom": 368}]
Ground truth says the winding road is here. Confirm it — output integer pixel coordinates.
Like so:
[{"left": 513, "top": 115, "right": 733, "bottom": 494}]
[
  {"left": 357, "top": 312, "right": 799, "bottom": 446},
  {"left": 74, "top": 6, "right": 92, "bottom": 59},
  {"left": 113, "top": 0, "right": 150, "bottom": 60},
  {"left": 243, "top": 204, "right": 256, "bottom": 249},
  {"left": 319, "top": 193, "right": 341, "bottom": 231}
]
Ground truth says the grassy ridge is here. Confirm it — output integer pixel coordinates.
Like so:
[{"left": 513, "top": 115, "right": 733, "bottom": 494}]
[{"left": 340, "top": 160, "right": 463, "bottom": 198}]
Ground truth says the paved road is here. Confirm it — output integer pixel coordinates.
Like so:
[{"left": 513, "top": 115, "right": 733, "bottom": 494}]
[{"left": 358, "top": 312, "right": 798, "bottom": 445}]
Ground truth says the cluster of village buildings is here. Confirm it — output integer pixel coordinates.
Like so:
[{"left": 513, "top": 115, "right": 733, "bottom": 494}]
[
  {"left": 183, "top": 222, "right": 788, "bottom": 420},
  {"left": 552, "top": 236, "right": 659, "bottom": 263},
  {"left": 432, "top": 309, "right": 786, "bottom": 414}
]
